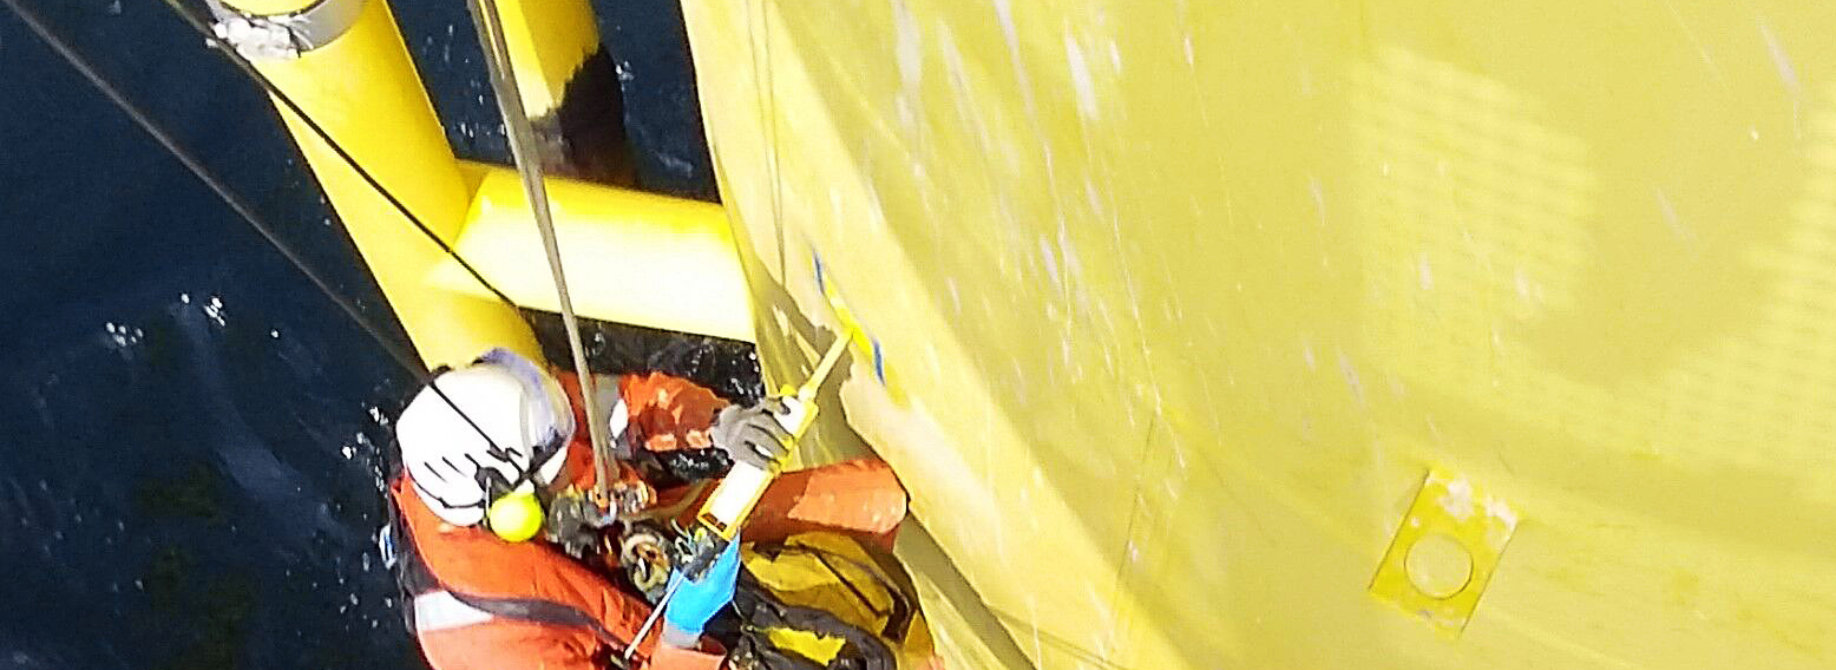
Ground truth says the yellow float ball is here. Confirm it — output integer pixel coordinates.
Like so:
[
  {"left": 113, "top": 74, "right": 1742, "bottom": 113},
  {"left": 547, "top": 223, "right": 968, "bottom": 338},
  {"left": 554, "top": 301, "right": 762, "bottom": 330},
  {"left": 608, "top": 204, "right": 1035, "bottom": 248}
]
[{"left": 487, "top": 487, "right": 544, "bottom": 543}]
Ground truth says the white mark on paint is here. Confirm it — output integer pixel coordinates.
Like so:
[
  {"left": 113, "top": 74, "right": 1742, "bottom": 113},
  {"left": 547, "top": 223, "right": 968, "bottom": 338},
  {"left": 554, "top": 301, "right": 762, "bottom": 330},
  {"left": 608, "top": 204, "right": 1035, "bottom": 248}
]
[
  {"left": 993, "top": 0, "right": 1018, "bottom": 51},
  {"left": 1084, "top": 177, "right": 1105, "bottom": 219},
  {"left": 991, "top": 0, "right": 1039, "bottom": 121},
  {"left": 894, "top": 1, "right": 922, "bottom": 92},
  {"left": 1655, "top": 188, "right": 1697, "bottom": 246},
  {"left": 1338, "top": 348, "right": 1364, "bottom": 405},
  {"left": 1064, "top": 32, "right": 1099, "bottom": 120},
  {"left": 1417, "top": 254, "right": 1434, "bottom": 291},
  {"left": 1484, "top": 496, "right": 1518, "bottom": 528},
  {"left": 1309, "top": 177, "right": 1327, "bottom": 227},
  {"left": 1183, "top": 35, "right": 1194, "bottom": 65},
  {"left": 1058, "top": 219, "right": 1083, "bottom": 284},
  {"left": 1040, "top": 236, "right": 1061, "bottom": 287},
  {"left": 1758, "top": 21, "right": 1801, "bottom": 96},
  {"left": 894, "top": 95, "right": 915, "bottom": 131},
  {"left": 1438, "top": 477, "right": 1475, "bottom": 521}
]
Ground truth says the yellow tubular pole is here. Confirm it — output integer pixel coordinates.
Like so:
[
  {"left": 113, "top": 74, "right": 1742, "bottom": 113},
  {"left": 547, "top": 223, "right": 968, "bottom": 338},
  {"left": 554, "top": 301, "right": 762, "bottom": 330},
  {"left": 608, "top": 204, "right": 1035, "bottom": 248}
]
[
  {"left": 219, "top": 0, "right": 539, "bottom": 369},
  {"left": 490, "top": 0, "right": 603, "bottom": 119},
  {"left": 431, "top": 165, "right": 757, "bottom": 343}
]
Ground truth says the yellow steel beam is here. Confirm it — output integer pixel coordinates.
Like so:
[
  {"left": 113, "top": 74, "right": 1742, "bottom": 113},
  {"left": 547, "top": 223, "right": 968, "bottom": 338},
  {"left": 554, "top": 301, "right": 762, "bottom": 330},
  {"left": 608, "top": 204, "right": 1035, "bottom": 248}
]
[
  {"left": 431, "top": 165, "right": 756, "bottom": 343},
  {"left": 219, "top": 0, "right": 538, "bottom": 368},
  {"left": 489, "top": 0, "right": 604, "bottom": 119}
]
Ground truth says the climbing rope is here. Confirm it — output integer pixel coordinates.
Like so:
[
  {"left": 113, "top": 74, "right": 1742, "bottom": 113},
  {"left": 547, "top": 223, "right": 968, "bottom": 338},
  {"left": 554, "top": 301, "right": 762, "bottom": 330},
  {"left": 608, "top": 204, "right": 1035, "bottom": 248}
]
[{"left": 463, "top": 0, "right": 617, "bottom": 503}]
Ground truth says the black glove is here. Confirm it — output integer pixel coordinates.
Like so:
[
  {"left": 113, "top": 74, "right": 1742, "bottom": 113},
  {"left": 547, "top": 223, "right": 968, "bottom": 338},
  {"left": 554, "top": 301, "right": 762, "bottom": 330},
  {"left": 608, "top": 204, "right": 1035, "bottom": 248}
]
[
  {"left": 542, "top": 493, "right": 603, "bottom": 559},
  {"left": 710, "top": 399, "right": 793, "bottom": 468}
]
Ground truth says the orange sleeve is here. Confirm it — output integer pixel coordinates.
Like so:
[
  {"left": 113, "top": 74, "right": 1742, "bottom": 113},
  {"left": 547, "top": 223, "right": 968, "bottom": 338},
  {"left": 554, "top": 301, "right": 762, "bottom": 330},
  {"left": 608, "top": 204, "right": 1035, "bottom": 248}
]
[
  {"left": 745, "top": 459, "right": 908, "bottom": 547},
  {"left": 619, "top": 372, "right": 730, "bottom": 453},
  {"left": 550, "top": 372, "right": 647, "bottom": 493},
  {"left": 655, "top": 459, "right": 909, "bottom": 549},
  {"left": 745, "top": 457, "right": 910, "bottom": 547},
  {"left": 394, "top": 479, "right": 654, "bottom": 646}
]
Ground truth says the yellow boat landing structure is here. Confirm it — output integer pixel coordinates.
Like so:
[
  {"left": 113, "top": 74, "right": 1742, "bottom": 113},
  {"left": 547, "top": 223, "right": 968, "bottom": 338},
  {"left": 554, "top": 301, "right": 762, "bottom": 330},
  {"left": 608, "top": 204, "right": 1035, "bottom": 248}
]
[{"left": 218, "top": 0, "right": 1836, "bottom": 667}]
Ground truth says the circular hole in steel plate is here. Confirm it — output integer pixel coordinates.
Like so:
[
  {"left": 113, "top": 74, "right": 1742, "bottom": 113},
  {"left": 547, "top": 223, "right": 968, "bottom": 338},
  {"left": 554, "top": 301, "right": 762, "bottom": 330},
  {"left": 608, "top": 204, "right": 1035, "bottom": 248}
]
[{"left": 1405, "top": 532, "right": 1473, "bottom": 600}]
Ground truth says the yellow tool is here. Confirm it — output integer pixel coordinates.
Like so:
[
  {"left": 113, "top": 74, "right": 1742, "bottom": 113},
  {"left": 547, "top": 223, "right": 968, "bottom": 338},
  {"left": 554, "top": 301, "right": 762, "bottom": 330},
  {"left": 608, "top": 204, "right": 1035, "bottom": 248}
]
[{"left": 695, "top": 330, "right": 851, "bottom": 541}]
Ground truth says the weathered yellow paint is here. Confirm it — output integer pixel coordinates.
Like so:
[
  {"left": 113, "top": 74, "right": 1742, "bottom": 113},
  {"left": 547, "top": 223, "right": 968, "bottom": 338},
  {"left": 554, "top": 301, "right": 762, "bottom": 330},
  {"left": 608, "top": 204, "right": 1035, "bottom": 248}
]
[
  {"left": 222, "top": 0, "right": 537, "bottom": 369},
  {"left": 430, "top": 166, "right": 755, "bottom": 343},
  {"left": 682, "top": 0, "right": 1836, "bottom": 668},
  {"left": 490, "top": 0, "right": 602, "bottom": 118}
]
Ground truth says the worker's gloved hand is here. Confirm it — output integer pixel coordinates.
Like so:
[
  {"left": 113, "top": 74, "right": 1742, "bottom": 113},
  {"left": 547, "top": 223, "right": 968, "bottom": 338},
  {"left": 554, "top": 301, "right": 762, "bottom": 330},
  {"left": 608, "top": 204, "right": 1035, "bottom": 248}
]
[
  {"left": 662, "top": 539, "right": 742, "bottom": 646},
  {"left": 709, "top": 398, "right": 796, "bottom": 467}
]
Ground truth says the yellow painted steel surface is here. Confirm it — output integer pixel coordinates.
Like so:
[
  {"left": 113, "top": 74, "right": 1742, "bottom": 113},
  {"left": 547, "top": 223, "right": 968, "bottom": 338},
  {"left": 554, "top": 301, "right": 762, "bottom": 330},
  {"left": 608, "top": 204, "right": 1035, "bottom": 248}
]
[
  {"left": 222, "top": 0, "right": 537, "bottom": 368},
  {"left": 490, "top": 0, "right": 602, "bottom": 117},
  {"left": 681, "top": 1, "right": 1836, "bottom": 668},
  {"left": 221, "top": 0, "right": 598, "bottom": 120},
  {"left": 432, "top": 166, "right": 756, "bottom": 343}
]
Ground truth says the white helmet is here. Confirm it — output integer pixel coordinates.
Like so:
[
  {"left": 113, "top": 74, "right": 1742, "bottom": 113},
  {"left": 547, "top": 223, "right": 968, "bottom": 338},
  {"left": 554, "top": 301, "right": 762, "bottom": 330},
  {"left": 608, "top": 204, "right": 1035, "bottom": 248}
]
[{"left": 397, "top": 348, "right": 575, "bottom": 526}]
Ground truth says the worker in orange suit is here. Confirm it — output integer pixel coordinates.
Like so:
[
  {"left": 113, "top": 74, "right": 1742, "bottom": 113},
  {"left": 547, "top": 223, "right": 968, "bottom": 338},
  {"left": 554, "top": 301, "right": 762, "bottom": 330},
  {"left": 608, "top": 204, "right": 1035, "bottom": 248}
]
[{"left": 383, "top": 348, "right": 907, "bottom": 670}]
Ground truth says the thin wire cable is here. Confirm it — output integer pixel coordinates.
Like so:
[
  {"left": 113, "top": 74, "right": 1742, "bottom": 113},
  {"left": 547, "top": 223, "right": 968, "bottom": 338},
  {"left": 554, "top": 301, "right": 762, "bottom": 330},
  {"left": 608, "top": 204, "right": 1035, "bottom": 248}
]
[
  {"left": 463, "top": 0, "right": 615, "bottom": 501},
  {"left": 155, "top": 0, "right": 522, "bottom": 311},
  {"left": 0, "top": 0, "right": 522, "bottom": 460}
]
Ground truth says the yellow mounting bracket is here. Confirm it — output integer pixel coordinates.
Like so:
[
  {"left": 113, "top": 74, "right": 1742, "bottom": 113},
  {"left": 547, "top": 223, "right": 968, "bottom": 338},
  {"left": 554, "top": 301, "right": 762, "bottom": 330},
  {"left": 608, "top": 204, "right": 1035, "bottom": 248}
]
[{"left": 1370, "top": 468, "right": 1520, "bottom": 635}]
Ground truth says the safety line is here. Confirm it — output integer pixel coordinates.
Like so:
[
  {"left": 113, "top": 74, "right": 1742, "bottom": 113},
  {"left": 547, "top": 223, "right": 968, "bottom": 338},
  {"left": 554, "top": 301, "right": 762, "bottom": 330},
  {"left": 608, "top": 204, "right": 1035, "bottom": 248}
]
[{"left": 463, "top": 0, "right": 617, "bottom": 501}]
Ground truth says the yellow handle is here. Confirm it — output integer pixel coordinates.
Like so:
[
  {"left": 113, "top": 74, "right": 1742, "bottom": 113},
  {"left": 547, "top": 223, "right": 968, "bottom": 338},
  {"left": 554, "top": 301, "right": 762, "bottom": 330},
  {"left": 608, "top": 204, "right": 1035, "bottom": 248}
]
[{"left": 798, "top": 331, "right": 853, "bottom": 402}]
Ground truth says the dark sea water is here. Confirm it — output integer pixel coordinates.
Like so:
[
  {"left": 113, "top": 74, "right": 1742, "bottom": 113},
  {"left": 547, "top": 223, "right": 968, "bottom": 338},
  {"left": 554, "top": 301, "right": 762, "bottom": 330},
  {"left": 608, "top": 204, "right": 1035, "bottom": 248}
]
[{"left": 0, "top": 1, "right": 721, "bottom": 667}]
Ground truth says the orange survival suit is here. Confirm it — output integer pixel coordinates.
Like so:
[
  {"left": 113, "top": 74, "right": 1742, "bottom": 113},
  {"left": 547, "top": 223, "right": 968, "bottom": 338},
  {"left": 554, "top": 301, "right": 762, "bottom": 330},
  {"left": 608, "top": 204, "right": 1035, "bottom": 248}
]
[{"left": 387, "top": 372, "right": 907, "bottom": 670}]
